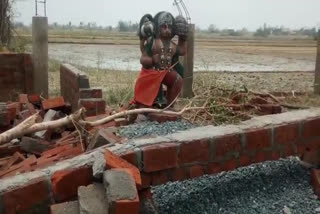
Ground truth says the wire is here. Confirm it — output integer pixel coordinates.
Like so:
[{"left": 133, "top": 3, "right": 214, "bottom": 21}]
[{"left": 173, "top": 0, "right": 191, "bottom": 23}]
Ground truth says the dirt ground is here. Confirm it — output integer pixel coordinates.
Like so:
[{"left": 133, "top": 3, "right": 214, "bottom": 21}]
[
  {"left": 47, "top": 34, "right": 319, "bottom": 119},
  {"left": 48, "top": 41, "right": 316, "bottom": 72},
  {"left": 41, "top": 33, "right": 317, "bottom": 72}
]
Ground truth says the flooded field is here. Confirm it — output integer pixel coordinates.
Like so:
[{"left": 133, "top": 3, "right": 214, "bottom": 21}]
[{"left": 48, "top": 42, "right": 316, "bottom": 72}]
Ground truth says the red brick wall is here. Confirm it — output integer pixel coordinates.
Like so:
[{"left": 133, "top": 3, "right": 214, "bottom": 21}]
[
  {"left": 0, "top": 109, "right": 319, "bottom": 213},
  {"left": 0, "top": 53, "right": 33, "bottom": 102},
  {"left": 60, "top": 64, "right": 105, "bottom": 116},
  {"left": 60, "top": 64, "right": 90, "bottom": 111}
]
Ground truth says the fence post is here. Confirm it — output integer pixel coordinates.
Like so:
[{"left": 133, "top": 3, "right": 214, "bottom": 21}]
[
  {"left": 315, "top": 30, "right": 320, "bottom": 94},
  {"left": 182, "top": 24, "right": 195, "bottom": 98},
  {"left": 32, "top": 16, "right": 48, "bottom": 98}
]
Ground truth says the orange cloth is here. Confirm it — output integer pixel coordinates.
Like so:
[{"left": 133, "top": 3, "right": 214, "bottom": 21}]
[{"left": 132, "top": 67, "right": 168, "bottom": 107}]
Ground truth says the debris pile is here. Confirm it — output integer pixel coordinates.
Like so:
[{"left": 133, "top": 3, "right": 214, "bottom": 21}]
[
  {"left": 0, "top": 94, "right": 126, "bottom": 178},
  {"left": 179, "top": 83, "right": 307, "bottom": 126},
  {"left": 0, "top": 93, "right": 185, "bottom": 179}
]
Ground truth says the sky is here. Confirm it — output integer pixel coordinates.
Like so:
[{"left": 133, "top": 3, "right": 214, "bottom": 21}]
[{"left": 14, "top": 0, "right": 320, "bottom": 31}]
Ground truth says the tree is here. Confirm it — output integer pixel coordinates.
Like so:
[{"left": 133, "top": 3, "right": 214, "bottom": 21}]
[
  {"left": 0, "top": 0, "right": 13, "bottom": 48},
  {"left": 208, "top": 24, "right": 219, "bottom": 33},
  {"left": 118, "top": 21, "right": 129, "bottom": 32}
]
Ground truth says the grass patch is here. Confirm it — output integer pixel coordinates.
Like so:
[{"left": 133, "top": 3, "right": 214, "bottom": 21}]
[{"left": 48, "top": 59, "right": 320, "bottom": 125}]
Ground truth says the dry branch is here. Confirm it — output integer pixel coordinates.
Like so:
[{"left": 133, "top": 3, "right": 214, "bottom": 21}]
[
  {"left": 0, "top": 108, "right": 85, "bottom": 145},
  {"left": 80, "top": 107, "right": 206, "bottom": 127}
]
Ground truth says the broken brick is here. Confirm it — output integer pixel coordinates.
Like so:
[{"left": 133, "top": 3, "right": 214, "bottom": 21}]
[
  {"left": 0, "top": 152, "right": 25, "bottom": 171},
  {"left": 19, "top": 94, "right": 29, "bottom": 104},
  {"left": 58, "top": 143, "right": 83, "bottom": 159},
  {"left": 36, "top": 155, "right": 61, "bottom": 169},
  {"left": 7, "top": 102, "right": 21, "bottom": 121},
  {"left": 26, "top": 103, "right": 37, "bottom": 115},
  {"left": 42, "top": 96, "right": 65, "bottom": 110},
  {"left": 28, "top": 94, "right": 41, "bottom": 104},
  {"left": 51, "top": 167, "right": 93, "bottom": 202},
  {"left": 0, "top": 155, "right": 37, "bottom": 178},
  {"left": 18, "top": 110, "right": 32, "bottom": 121},
  {"left": 148, "top": 112, "right": 181, "bottom": 123},
  {"left": 41, "top": 144, "right": 73, "bottom": 158},
  {"left": 104, "top": 150, "right": 142, "bottom": 188},
  {"left": 87, "top": 129, "right": 121, "bottom": 151}
]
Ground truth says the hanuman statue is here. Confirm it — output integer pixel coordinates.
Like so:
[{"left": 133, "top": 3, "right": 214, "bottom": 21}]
[{"left": 130, "top": 11, "right": 188, "bottom": 109}]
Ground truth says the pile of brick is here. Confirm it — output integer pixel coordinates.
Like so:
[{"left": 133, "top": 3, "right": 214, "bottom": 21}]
[
  {"left": 50, "top": 149, "right": 157, "bottom": 214},
  {"left": 228, "top": 93, "right": 282, "bottom": 115},
  {"left": 0, "top": 94, "right": 127, "bottom": 179}
]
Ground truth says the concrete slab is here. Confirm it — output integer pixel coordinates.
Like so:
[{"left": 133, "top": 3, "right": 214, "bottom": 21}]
[
  {"left": 78, "top": 183, "right": 108, "bottom": 214},
  {"left": 51, "top": 201, "right": 79, "bottom": 214},
  {"left": 103, "top": 169, "right": 137, "bottom": 202}
]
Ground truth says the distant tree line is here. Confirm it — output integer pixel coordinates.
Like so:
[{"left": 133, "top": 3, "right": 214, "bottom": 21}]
[
  {"left": 14, "top": 20, "right": 140, "bottom": 33},
  {"left": 253, "top": 23, "right": 318, "bottom": 37},
  {"left": 205, "top": 23, "right": 318, "bottom": 38},
  {"left": 13, "top": 20, "right": 319, "bottom": 38},
  {"left": 117, "top": 21, "right": 139, "bottom": 32}
]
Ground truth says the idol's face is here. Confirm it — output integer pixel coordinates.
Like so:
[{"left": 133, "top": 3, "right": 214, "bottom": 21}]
[{"left": 159, "top": 23, "right": 172, "bottom": 39}]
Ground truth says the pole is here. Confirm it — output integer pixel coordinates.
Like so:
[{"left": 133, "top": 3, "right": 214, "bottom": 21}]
[
  {"left": 315, "top": 30, "right": 320, "bottom": 94},
  {"left": 182, "top": 24, "right": 195, "bottom": 98},
  {"left": 32, "top": 16, "right": 48, "bottom": 97}
]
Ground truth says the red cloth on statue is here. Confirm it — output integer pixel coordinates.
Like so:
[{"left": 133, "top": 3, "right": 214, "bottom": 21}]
[{"left": 131, "top": 67, "right": 168, "bottom": 107}]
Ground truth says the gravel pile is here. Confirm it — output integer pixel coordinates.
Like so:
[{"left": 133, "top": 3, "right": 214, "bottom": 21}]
[
  {"left": 117, "top": 120, "right": 194, "bottom": 139},
  {"left": 153, "top": 158, "right": 320, "bottom": 214}
]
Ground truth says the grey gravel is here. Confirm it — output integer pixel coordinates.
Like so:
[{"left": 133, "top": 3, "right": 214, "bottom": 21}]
[
  {"left": 153, "top": 158, "right": 320, "bottom": 214},
  {"left": 117, "top": 120, "right": 195, "bottom": 139}
]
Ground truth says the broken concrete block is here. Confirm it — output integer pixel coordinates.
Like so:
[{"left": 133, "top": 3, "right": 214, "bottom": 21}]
[
  {"left": 20, "top": 137, "right": 52, "bottom": 155},
  {"left": 104, "top": 150, "right": 142, "bottom": 188},
  {"left": 50, "top": 200, "right": 80, "bottom": 214},
  {"left": 78, "top": 183, "right": 108, "bottom": 214},
  {"left": 103, "top": 169, "right": 139, "bottom": 214},
  {"left": 34, "top": 109, "right": 59, "bottom": 140},
  {"left": 87, "top": 129, "right": 119, "bottom": 151},
  {"left": 92, "top": 151, "right": 106, "bottom": 179}
]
